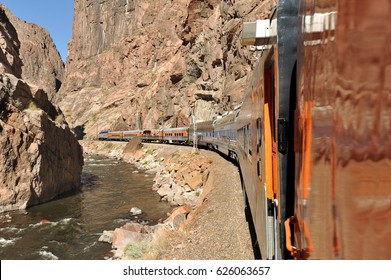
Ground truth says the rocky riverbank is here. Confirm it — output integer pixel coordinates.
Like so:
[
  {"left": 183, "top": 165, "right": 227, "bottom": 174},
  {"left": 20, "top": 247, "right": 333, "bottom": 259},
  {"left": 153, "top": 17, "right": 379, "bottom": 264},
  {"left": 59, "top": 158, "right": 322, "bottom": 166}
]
[{"left": 80, "top": 140, "right": 254, "bottom": 260}]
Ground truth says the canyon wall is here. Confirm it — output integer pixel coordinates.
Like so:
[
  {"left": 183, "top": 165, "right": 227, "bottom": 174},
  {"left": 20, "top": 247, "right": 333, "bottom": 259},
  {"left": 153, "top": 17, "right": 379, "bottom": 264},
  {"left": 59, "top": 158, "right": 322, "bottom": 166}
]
[
  {"left": 58, "top": 0, "right": 276, "bottom": 138},
  {"left": 0, "top": 6, "right": 83, "bottom": 212},
  {"left": 0, "top": 4, "right": 65, "bottom": 101}
]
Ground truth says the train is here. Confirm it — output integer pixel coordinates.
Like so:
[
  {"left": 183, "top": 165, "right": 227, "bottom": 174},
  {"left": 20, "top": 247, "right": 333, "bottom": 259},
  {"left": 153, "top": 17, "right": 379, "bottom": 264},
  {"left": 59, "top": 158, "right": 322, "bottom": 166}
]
[{"left": 98, "top": 0, "right": 391, "bottom": 260}]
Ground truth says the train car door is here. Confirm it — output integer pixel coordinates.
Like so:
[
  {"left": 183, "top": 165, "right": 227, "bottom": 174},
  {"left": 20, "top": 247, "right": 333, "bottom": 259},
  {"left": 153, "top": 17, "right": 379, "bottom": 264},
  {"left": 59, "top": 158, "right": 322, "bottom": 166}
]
[{"left": 263, "top": 55, "right": 279, "bottom": 259}]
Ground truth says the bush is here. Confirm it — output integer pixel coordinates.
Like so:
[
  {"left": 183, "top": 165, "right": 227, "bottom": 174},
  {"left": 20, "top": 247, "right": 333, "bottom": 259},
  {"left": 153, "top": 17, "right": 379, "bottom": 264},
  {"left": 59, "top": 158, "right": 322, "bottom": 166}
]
[
  {"left": 123, "top": 239, "right": 152, "bottom": 260},
  {"left": 24, "top": 101, "right": 40, "bottom": 113}
]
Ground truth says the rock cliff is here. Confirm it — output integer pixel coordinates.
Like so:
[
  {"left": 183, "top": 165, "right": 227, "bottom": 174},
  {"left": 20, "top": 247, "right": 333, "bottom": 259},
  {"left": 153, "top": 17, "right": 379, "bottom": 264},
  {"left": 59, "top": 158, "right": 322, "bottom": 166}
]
[
  {"left": 0, "top": 4, "right": 65, "bottom": 101},
  {"left": 0, "top": 6, "right": 83, "bottom": 212},
  {"left": 58, "top": 0, "right": 276, "bottom": 138}
]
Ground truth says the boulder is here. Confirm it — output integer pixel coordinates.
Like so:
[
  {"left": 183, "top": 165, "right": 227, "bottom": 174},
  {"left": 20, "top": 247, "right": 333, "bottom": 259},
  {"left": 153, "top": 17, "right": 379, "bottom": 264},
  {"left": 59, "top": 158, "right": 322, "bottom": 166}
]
[
  {"left": 122, "top": 137, "right": 143, "bottom": 160},
  {"left": 122, "top": 222, "right": 149, "bottom": 234},
  {"left": 157, "top": 184, "right": 172, "bottom": 197},
  {"left": 185, "top": 174, "right": 203, "bottom": 190},
  {"left": 166, "top": 205, "right": 192, "bottom": 230},
  {"left": 99, "top": 230, "right": 114, "bottom": 243},
  {"left": 130, "top": 207, "right": 143, "bottom": 216}
]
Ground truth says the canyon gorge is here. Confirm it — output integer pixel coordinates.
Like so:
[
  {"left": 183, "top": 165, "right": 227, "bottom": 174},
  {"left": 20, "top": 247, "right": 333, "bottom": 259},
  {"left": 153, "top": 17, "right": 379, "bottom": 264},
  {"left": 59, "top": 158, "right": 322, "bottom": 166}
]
[{"left": 0, "top": 0, "right": 275, "bottom": 211}]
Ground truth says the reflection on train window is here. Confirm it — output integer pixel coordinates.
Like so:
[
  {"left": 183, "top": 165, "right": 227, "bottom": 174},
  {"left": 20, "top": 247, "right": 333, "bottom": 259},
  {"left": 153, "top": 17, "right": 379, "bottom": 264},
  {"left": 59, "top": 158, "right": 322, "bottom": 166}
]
[
  {"left": 237, "top": 128, "right": 244, "bottom": 149},
  {"left": 257, "top": 118, "right": 262, "bottom": 179}
]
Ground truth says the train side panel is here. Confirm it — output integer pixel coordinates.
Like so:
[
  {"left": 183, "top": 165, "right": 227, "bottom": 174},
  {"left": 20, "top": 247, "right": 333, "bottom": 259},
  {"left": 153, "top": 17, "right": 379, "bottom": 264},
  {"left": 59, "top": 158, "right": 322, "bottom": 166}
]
[
  {"left": 236, "top": 52, "right": 271, "bottom": 259},
  {"left": 98, "top": 130, "right": 109, "bottom": 140},
  {"left": 214, "top": 110, "right": 240, "bottom": 160},
  {"left": 238, "top": 0, "right": 298, "bottom": 259},
  {"left": 107, "top": 130, "right": 124, "bottom": 141},
  {"left": 141, "top": 129, "right": 163, "bottom": 142},
  {"left": 294, "top": 0, "right": 391, "bottom": 259},
  {"left": 123, "top": 130, "right": 143, "bottom": 141},
  {"left": 162, "top": 127, "right": 189, "bottom": 144},
  {"left": 189, "top": 121, "right": 215, "bottom": 148}
]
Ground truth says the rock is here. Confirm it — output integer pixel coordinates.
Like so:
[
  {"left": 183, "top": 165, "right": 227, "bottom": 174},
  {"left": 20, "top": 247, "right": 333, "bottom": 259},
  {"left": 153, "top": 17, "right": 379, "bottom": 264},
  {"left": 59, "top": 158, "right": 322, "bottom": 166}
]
[
  {"left": 182, "top": 191, "right": 201, "bottom": 206},
  {"left": 133, "top": 150, "right": 145, "bottom": 161},
  {"left": 154, "top": 174, "right": 172, "bottom": 186},
  {"left": 157, "top": 184, "right": 172, "bottom": 197},
  {"left": 166, "top": 205, "right": 192, "bottom": 230},
  {"left": 173, "top": 214, "right": 186, "bottom": 230},
  {"left": 185, "top": 174, "right": 203, "bottom": 190},
  {"left": 183, "top": 184, "right": 192, "bottom": 192},
  {"left": 121, "top": 222, "right": 149, "bottom": 234},
  {"left": 99, "top": 230, "right": 114, "bottom": 243},
  {"left": 173, "top": 194, "right": 185, "bottom": 206},
  {"left": 130, "top": 207, "right": 143, "bottom": 216},
  {"left": 165, "top": 163, "right": 181, "bottom": 173},
  {"left": 202, "top": 169, "right": 210, "bottom": 185},
  {"left": 123, "top": 137, "right": 143, "bottom": 160},
  {"left": 0, "top": 73, "right": 83, "bottom": 212}
]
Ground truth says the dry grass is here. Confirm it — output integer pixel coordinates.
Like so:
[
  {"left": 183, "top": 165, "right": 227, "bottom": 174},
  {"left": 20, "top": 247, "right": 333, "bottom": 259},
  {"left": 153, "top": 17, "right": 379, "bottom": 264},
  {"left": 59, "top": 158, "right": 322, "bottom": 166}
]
[
  {"left": 125, "top": 226, "right": 189, "bottom": 260},
  {"left": 55, "top": 114, "right": 65, "bottom": 124}
]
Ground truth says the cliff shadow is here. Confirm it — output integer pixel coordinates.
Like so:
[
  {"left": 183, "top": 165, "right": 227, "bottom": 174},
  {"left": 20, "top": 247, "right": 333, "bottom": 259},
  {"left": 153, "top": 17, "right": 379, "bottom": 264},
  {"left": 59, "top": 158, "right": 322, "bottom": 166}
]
[{"left": 73, "top": 125, "right": 86, "bottom": 140}]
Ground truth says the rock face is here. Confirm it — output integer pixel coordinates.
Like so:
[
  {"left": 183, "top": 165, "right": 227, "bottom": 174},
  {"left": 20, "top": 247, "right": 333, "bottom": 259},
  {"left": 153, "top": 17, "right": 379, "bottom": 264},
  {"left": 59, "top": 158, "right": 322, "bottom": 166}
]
[
  {"left": 0, "top": 4, "right": 65, "bottom": 101},
  {"left": 58, "top": 0, "right": 276, "bottom": 138},
  {"left": 0, "top": 6, "right": 83, "bottom": 212},
  {"left": 0, "top": 74, "right": 83, "bottom": 212}
]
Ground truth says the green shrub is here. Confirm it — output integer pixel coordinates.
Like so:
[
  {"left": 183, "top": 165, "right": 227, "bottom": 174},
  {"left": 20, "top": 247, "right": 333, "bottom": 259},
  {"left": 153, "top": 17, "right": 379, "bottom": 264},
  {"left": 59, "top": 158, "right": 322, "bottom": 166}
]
[
  {"left": 171, "top": 151, "right": 181, "bottom": 158},
  {"left": 24, "top": 101, "right": 40, "bottom": 113},
  {"left": 124, "top": 239, "right": 152, "bottom": 260}
]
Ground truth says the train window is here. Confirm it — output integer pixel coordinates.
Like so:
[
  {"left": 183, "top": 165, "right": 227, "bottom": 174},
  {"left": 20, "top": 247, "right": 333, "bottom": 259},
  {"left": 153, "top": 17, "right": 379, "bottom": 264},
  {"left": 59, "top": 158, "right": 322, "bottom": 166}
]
[
  {"left": 238, "top": 127, "right": 244, "bottom": 149},
  {"left": 257, "top": 118, "right": 262, "bottom": 179}
]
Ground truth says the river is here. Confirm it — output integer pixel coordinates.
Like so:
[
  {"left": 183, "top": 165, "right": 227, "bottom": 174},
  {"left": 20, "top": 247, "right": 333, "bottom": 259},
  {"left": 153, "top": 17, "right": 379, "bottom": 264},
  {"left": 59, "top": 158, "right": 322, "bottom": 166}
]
[{"left": 0, "top": 154, "right": 172, "bottom": 260}]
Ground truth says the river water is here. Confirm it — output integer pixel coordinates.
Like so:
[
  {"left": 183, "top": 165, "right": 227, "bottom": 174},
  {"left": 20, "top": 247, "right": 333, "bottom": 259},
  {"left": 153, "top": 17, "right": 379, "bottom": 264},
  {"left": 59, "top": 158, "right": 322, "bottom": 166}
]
[{"left": 0, "top": 154, "right": 172, "bottom": 260}]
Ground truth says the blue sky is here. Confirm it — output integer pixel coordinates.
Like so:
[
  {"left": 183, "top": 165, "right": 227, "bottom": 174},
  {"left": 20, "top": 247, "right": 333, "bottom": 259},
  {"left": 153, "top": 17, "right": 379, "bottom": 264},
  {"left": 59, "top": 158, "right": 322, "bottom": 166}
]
[{"left": 0, "top": 0, "right": 74, "bottom": 62}]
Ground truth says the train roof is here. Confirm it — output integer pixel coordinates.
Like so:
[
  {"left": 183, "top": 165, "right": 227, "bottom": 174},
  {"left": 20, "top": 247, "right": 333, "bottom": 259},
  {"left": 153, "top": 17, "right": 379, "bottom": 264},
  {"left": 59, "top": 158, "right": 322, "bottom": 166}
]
[
  {"left": 162, "top": 127, "right": 188, "bottom": 132},
  {"left": 189, "top": 120, "right": 214, "bottom": 132},
  {"left": 214, "top": 110, "right": 238, "bottom": 127}
]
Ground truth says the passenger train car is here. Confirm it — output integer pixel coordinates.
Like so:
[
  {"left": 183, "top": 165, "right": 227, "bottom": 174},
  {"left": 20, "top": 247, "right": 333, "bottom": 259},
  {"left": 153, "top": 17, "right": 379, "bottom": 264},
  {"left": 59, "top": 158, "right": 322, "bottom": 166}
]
[{"left": 98, "top": 0, "right": 391, "bottom": 259}]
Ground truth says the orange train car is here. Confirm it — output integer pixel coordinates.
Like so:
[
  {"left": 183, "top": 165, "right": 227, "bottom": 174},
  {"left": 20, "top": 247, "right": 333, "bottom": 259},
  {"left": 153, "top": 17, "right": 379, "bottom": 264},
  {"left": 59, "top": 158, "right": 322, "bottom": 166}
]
[{"left": 162, "top": 127, "right": 189, "bottom": 144}]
